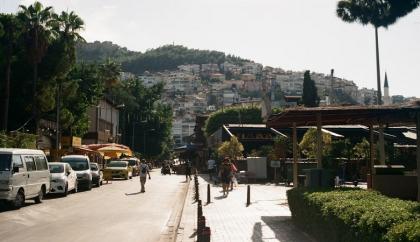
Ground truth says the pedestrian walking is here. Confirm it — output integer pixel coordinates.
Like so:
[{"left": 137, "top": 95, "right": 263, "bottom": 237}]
[
  {"left": 185, "top": 160, "right": 192, "bottom": 181},
  {"left": 139, "top": 159, "right": 151, "bottom": 193},
  {"left": 207, "top": 158, "right": 216, "bottom": 181},
  {"left": 230, "top": 161, "right": 238, "bottom": 191},
  {"left": 219, "top": 158, "right": 232, "bottom": 196}
]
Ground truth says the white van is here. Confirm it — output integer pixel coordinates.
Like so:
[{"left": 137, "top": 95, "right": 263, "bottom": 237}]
[{"left": 0, "top": 149, "right": 51, "bottom": 208}]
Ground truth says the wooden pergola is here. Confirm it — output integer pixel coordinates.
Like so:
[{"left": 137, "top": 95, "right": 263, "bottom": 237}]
[{"left": 266, "top": 103, "right": 420, "bottom": 201}]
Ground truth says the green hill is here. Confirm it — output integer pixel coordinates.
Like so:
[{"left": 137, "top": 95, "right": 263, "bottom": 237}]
[{"left": 76, "top": 42, "right": 249, "bottom": 74}]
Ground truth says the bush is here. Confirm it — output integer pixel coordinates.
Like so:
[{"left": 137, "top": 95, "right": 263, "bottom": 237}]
[
  {"left": 386, "top": 220, "right": 420, "bottom": 242},
  {"left": 287, "top": 188, "right": 420, "bottom": 242}
]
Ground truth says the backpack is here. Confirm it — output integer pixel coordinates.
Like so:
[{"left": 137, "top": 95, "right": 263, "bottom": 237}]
[{"left": 141, "top": 165, "right": 147, "bottom": 174}]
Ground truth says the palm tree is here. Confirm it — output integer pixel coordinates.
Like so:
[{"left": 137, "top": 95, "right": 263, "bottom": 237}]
[
  {"left": 0, "top": 14, "right": 21, "bottom": 131},
  {"left": 337, "top": 0, "right": 419, "bottom": 105},
  {"left": 17, "top": 1, "right": 54, "bottom": 132}
]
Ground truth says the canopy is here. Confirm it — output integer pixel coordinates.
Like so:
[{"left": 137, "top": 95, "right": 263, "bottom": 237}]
[{"left": 95, "top": 145, "right": 132, "bottom": 158}]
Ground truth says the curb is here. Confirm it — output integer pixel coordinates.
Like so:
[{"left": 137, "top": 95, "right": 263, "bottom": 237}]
[{"left": 159, "top": 178, "right": 190, "bottom": 242}]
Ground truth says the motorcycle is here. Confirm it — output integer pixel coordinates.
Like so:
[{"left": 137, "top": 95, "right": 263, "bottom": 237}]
[{"left": 161, "top": 165, "right": 171, "bottom": 175}]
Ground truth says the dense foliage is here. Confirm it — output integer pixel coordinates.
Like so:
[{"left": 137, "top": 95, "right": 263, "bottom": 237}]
[
  {"left": 77, "top": 43, "right": 249, "bottom": 74},
  {"left": 287, "top": 188, "right": 420, "bottom": 242},
  {"left": 76, "top": 41, "right": 141, "bottom": 63},
  {"left": 109, "top": 80, "right": 173, "bottom": 159},
  {"left": 302, "top": 71, "right": 319, "bottom": 107},
  {"left": 0, "top": 2, "right": 173, "bottom": 159},
  {"left": 217, "top": 136, "right": 244, "bottom": 160},
  {"left": 204, "top": 106, "right": 262, "bottom": 136}
]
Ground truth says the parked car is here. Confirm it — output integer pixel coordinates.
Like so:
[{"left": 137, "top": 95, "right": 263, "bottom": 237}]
[
  {"left": 90, "top": 163, "right": 103, "bottom": 187},
  {"left": 61, "top": 155, "right": 92, "bottom": 190},
  {"left": 104, "top": 160, "right": 133, "bottom": 180},
  {"left": 49, "top": 162, "right": 78, "bottom": 196},
  {"left": 0, "top": 149, "right": 51, "bottom": 208},
  {"left": 120, "top": 158, "right": 140, "bottom": 176}
]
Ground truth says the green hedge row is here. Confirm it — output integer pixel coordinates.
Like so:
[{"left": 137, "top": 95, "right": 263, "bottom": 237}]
[{"left": 287, "top": 188, "right": 420, "bottom": 242}]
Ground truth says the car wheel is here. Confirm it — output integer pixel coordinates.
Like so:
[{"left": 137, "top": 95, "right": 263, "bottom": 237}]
[
  {"left": 13, "top": 189, "right": 25, "bottom": 209},
  {"left": 63, "top": 183, "right": 69, "bottom": 197},
  {"left": 34, "top": 186, "right": 45, "bottom": 203},
  {"left": 87, "top": 181, "right": 92, "bottom": 191},
  {"left": 100, "top": 180, "right": 103, "bottom": 186},
  {"left": 97, "top": 180, "right": 101, "bottom": 187}
]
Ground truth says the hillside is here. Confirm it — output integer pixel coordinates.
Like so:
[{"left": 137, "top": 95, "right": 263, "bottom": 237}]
[
  {"left": 76, "top": 41, "right": 141, "bottom": 63},
  {"left": 76, "top": 42, "right": 249, "bottom": 74}
]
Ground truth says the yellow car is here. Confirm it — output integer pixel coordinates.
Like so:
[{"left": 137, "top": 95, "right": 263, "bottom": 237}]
[{"left": 104, "top": 160, "right": 133, "bottom": 180}]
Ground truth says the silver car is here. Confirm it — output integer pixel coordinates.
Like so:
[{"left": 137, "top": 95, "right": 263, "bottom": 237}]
[{"left": 90, "top": 163, "right": 103, "bottom": 187}]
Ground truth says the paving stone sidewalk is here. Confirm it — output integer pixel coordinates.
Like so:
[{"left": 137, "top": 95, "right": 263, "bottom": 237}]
[{"left": 177, "top": 175, "right": 315, "bottom": 242}]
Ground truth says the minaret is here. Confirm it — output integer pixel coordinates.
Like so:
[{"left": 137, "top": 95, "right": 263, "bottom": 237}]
[{"left": 383, "top": 72, "right": 391, "bottom": 105}]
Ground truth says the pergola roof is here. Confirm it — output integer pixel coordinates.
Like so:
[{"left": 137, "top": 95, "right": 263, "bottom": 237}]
[{"left": 267, "top": 103, "right": 420, "bottom": 128}]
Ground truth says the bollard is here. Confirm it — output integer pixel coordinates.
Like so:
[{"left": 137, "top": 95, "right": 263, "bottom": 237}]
[
  {"left": 246, "top": 185, "right": 250, "bottom": 206},
  {"left": 197, "top": 200, "right": 203, "bottom": 218},
  {"left": 197, "top": 215, "right": 206, "bottom": 232},
  {"left": 198, "top": 226, "right": 211, "bottom": 242},
  {"left": 207, "top": 183, "right": 211, "bottom": 204}
]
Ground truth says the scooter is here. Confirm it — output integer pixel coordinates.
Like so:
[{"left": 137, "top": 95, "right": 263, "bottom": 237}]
[{"left": 161, "top": 165, "right": 171, "bottom": 175}]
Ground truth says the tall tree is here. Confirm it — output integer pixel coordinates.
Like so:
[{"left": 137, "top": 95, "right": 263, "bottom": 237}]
[
  {"left": 302, "top": 70, "right": 319, "bottom": 107},
  {"left": 17, "top": 1, "right": 54, "bottom": 132},
  {"left": 0, "top": 14, "right": 22, "bottom": 131},
  {"left": 337, "top": 0, "right": 420, "bottom": 105}
]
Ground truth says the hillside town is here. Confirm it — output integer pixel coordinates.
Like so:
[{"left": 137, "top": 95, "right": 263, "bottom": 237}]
[
  {"left": 122, "top": 62, "right": 414, "bottom": 147},
  {"left": 1, "top": 1, "right": 420, "bottom": 242}
]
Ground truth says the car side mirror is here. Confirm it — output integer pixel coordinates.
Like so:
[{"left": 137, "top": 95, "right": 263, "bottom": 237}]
[
  {"left": 13, "top": 166, "right": 19, "bottom": 173},
  {"left": 66, "top": 171, "right": 71, "bottom": 176}
]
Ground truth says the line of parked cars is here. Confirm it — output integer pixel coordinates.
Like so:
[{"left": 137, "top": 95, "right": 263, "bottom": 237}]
[{"left": 0, "top": 149, "right": 107, "bottom": 209}]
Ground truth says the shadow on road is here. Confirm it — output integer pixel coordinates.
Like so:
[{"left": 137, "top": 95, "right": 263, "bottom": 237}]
[{"left": 125, "top": 192, "right": 142, "bottom": 196}]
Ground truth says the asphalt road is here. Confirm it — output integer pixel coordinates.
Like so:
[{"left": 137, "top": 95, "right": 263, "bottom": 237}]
[{"left": 0, "top": 170, "right": 188, "bottom": 242}]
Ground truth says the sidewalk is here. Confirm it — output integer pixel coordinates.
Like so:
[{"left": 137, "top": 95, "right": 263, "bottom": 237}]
[{"left": 177, "top": 175, "right": 315, "bottom": 242}]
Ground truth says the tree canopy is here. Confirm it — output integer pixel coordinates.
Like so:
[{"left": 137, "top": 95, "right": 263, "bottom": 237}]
[
  {"left": 204, "top": 106, "right": 262, "bottom": 136},
  {"left": 337, "top": 0, "right": 420, "bottom": 28},
  {"left": 77, "top": 43, "right": 249, "bottom": 75},
  {"left": 302, "top": 71, "right": 319, "bottom": 107},
  {"left": 217, "top": 136, "right": 244, "bottom": 160}
]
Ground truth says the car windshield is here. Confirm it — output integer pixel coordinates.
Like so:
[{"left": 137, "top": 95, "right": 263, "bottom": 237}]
[
  {"left": 0, "top": 154, "right": 12, "bottom": 171},
  {"left": 49, "top": 164, "right": 64, "bottom": 173},
  {"left": 107, "top": 161, "right": 127, "bottom": 168},
  {"left": 61, "top": 157, "right": 89, "bottom": 171},
  {"left": 90, "top": 164, "right": 98, "bottom": 171},
  {"left": 126, "top": 160, "right": 137, "bottom": 166}
]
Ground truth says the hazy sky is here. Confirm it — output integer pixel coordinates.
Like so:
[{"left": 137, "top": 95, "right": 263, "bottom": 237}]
[{"left": 1, "top": 0, "right": 420, "bottom": 97}]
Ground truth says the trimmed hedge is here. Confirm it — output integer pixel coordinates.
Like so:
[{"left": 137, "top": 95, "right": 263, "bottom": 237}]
[{"left": 287, "top": 188, "right": 420, "bottom": 242}]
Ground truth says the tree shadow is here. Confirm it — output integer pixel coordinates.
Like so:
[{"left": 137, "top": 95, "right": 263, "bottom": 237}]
[
  {"left": 198, "top": 174, "right": 221, "bottom": 187},
  {"left": 251, "top": 222, "right": 263, "bottom": 242},
  {"left": 261, "top": 216, "right": 315, "bottom": 242}
]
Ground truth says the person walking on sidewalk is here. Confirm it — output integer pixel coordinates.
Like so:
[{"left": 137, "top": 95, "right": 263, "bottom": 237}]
[
  {"left": 219, "top": 158, "right": 232, "bottom": 196},
  {"left": 139, "top": 160, "right": 151, "bottom": 193},
  {"left": 230, "top": 161, "right": 238, "bottom": 191},
  {"left": 185, "top": 160, "right": 192, "bottom": 181},
  {"left": 207, "top": 158, "right": 216, "bottom": 181}
]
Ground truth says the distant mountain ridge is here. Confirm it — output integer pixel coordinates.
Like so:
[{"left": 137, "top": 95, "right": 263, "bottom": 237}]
[{"left": 76, "top": 41, "right": 250, "bottom": 74}]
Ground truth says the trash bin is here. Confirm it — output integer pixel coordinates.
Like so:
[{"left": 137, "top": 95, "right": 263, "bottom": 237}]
[{"left": 297, "top": 175, "right": 306, "bottom": 187}]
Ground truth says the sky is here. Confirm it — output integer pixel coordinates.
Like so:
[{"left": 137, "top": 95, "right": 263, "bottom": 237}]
[{"left": 1, "top": 0, "right": 420, "bottom": 97}]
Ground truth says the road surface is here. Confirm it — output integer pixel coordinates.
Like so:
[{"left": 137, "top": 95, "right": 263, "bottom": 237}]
[{"left": 0, "top": 170, "right": 188, "bottom": 242}]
